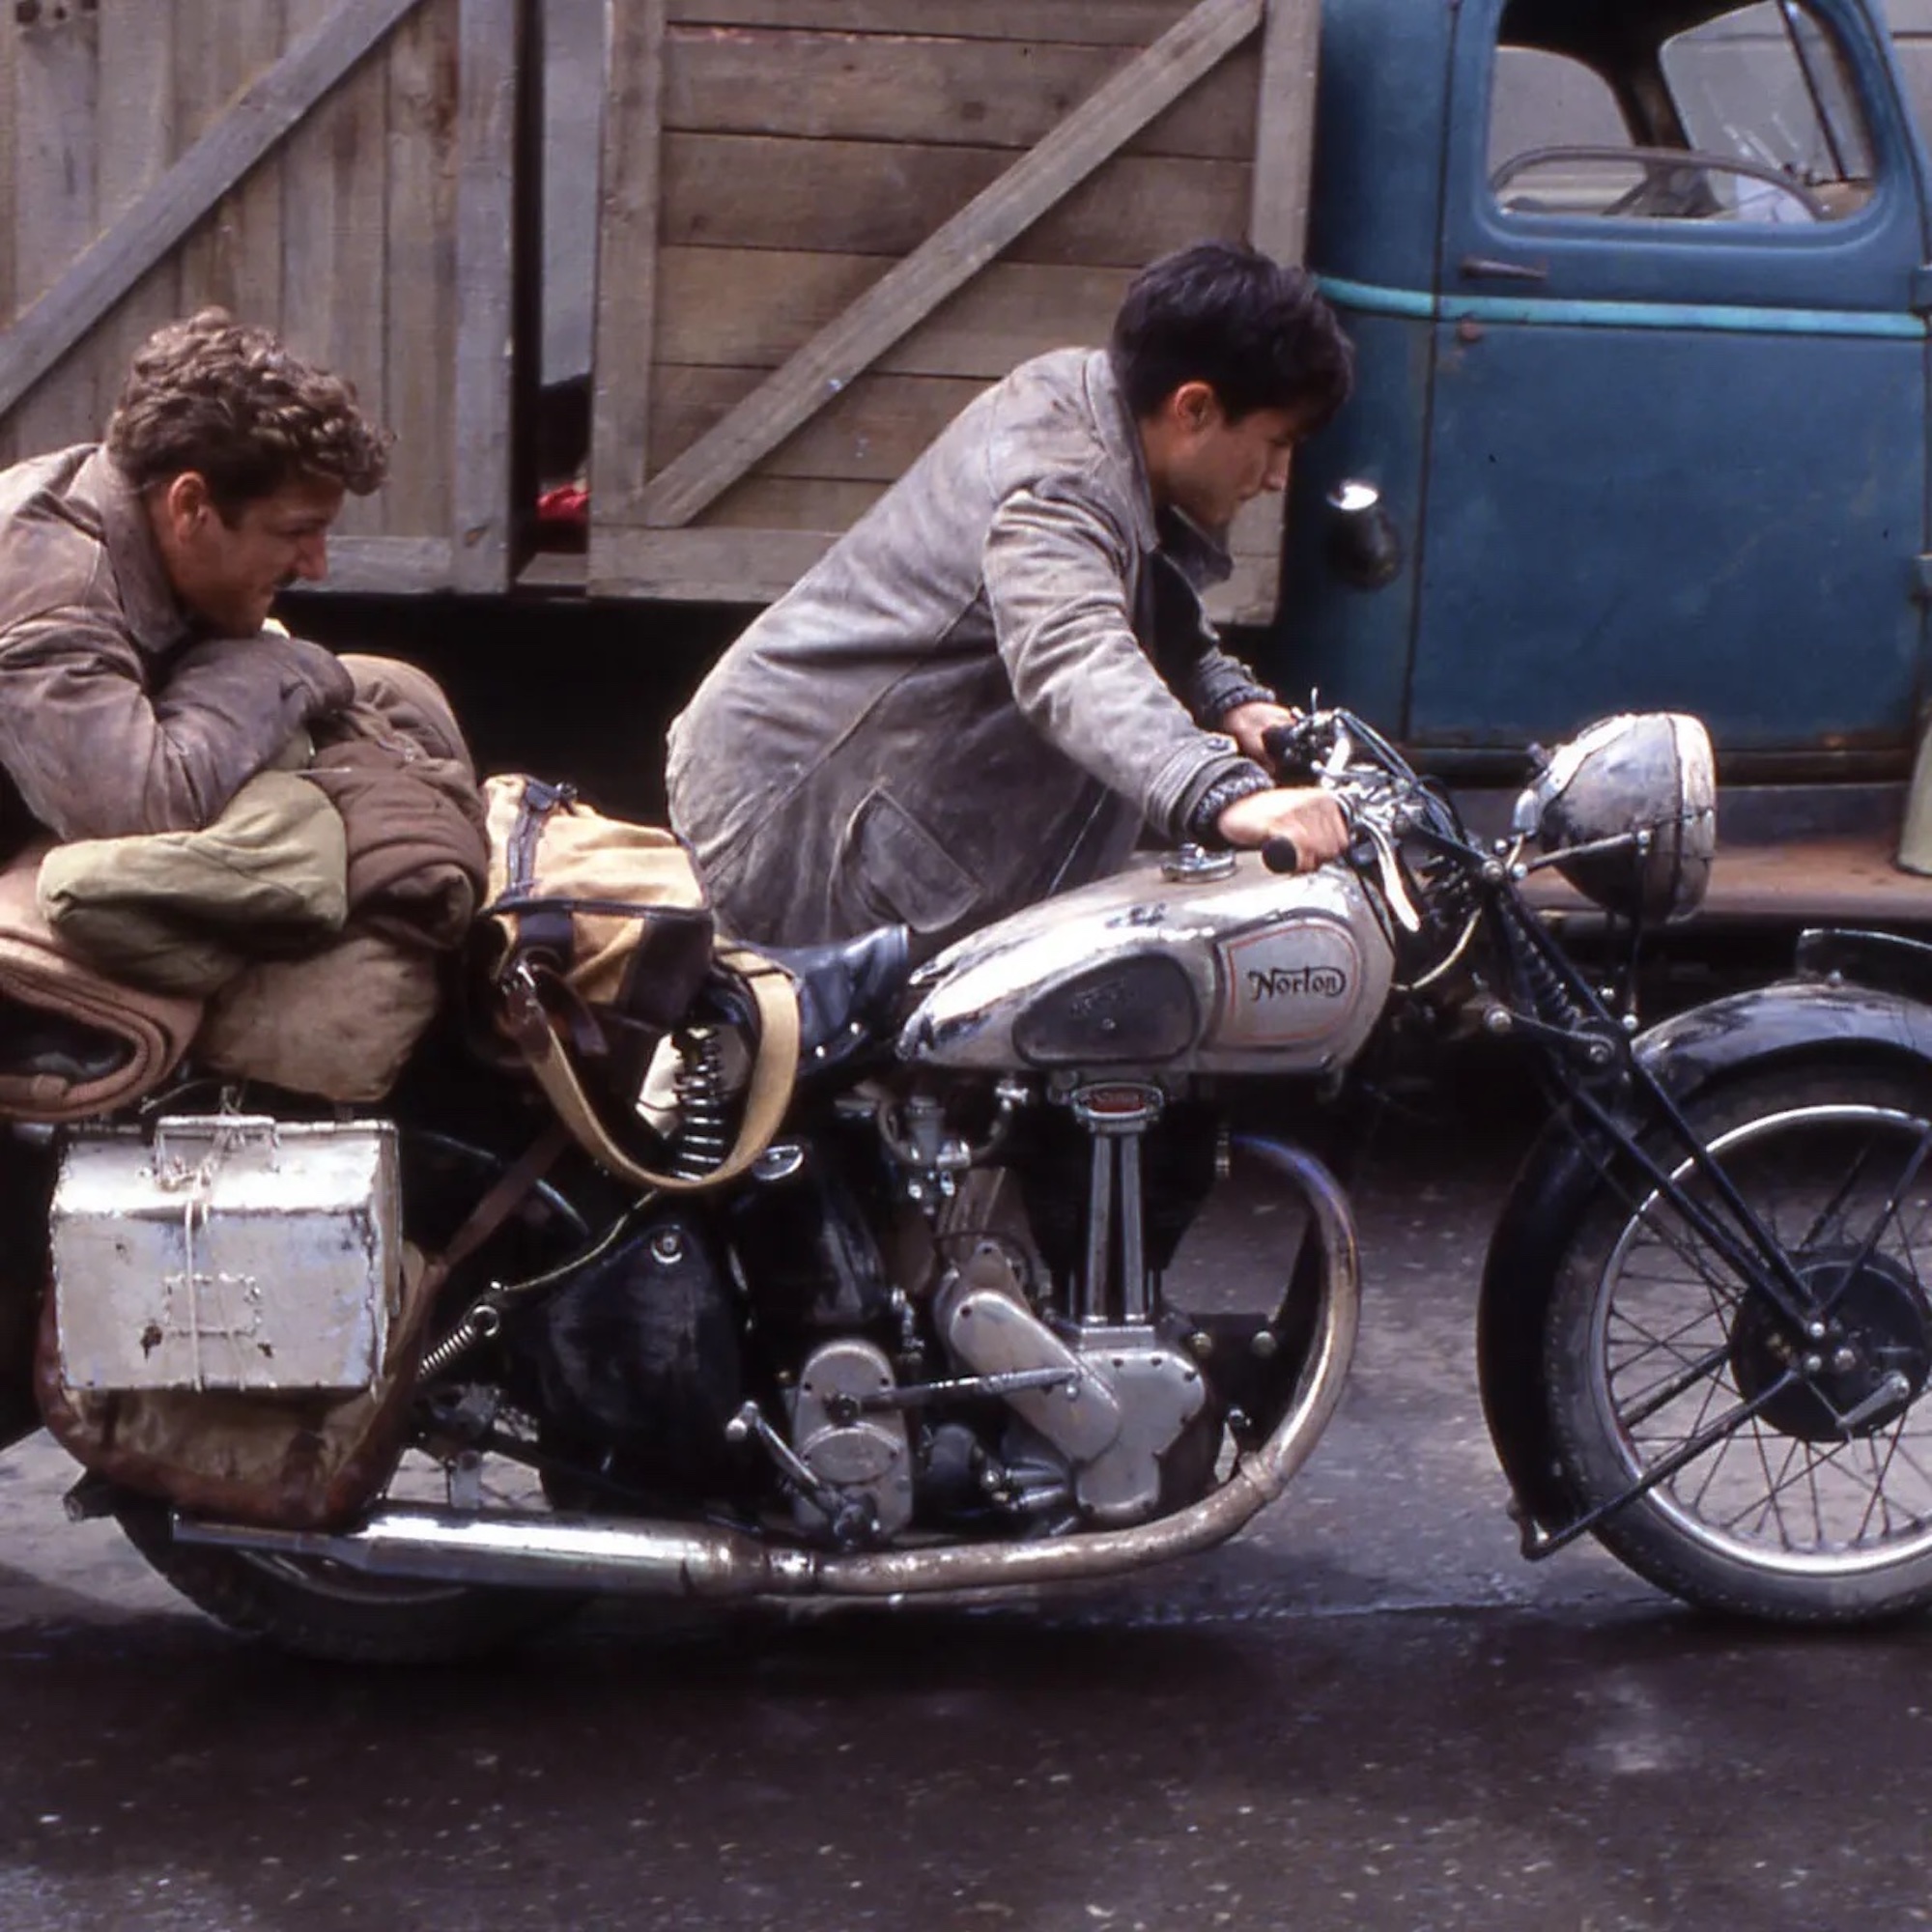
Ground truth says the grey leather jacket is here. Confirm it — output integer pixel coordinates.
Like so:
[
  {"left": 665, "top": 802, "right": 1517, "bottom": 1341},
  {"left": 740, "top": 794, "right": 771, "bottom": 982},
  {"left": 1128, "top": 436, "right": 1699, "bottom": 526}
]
[{"left": 666, "top": 348, "right": 1273, "bottom": 952}]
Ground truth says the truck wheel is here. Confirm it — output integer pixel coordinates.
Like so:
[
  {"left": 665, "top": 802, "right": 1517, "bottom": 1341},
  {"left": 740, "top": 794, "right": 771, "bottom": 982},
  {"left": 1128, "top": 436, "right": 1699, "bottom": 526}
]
[{"left": 1541, "top": 1063, "right": 1932, "bottom": 1624}]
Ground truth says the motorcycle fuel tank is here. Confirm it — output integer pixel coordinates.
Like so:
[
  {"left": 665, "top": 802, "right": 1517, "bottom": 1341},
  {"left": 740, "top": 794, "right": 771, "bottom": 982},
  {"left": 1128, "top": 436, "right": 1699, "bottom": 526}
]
[{"left": 898, "top": 852, "right": 1396, "bottom": 1075}]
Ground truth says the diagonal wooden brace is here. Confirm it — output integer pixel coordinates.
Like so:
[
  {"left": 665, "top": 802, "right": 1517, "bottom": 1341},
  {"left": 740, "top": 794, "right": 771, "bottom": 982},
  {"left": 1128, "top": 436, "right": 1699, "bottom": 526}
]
[
  {"left": 0, "top": 0, "right": 429, "bottom": 419},
  {"left": 633, "top": 0, "right": 1267, "bottom": 531}
]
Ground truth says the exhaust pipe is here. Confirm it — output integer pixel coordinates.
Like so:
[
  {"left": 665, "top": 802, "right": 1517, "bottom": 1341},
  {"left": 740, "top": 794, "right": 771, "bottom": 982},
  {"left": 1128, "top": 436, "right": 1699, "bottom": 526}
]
[{"left": 175, "top": 1139, "right": 1359, "bottom": 1601}]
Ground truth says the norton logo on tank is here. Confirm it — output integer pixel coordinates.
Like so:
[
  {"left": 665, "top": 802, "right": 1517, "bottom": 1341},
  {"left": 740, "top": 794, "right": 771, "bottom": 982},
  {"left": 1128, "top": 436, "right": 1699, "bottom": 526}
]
[{"left": 1216, "top": 921, "right": 1360, "bottom": 1046}]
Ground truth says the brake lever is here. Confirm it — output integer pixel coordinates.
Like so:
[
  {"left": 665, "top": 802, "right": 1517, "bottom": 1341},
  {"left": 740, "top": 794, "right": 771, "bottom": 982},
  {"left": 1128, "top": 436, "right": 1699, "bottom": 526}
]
[
  {"left": 1357, "top": 813, "right": 1423, "bottom": 934},
  {"left": 1264, "top": 805, "right": 1423, "bottom": 934}
]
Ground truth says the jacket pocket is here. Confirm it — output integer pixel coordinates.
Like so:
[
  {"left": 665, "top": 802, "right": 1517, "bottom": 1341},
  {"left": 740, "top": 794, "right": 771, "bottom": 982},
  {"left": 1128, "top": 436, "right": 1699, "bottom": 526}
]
[{"left": 842, "top": 786, "right": 980, "bottom": 936}]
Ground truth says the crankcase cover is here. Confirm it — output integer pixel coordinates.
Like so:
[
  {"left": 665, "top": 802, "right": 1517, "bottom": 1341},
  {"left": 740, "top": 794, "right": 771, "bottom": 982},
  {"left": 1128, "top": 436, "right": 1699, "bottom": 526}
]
[{"left": 898, "top": 853, "right": 1394, "bottom": 1074}]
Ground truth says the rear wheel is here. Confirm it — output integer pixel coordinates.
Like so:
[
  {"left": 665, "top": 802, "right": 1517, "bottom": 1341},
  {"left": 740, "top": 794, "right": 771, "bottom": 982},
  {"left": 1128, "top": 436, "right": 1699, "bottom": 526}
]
[
  {"left": 115, "top": 1126, "right": 600, "bottom": 1662},
  {"left": 1542, "top": 1064, "right": 1932, "bottom": 1625}
]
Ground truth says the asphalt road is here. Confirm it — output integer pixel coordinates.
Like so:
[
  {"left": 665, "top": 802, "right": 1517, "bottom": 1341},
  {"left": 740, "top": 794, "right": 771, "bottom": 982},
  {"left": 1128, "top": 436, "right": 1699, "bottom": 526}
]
[{"left": 0, "top": 1100, "right": 1927, "bottom": 1932}]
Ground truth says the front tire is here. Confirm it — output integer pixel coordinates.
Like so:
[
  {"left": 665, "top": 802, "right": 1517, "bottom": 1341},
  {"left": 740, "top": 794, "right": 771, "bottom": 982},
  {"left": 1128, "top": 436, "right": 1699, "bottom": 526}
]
[{"left": 1542, "top": 1063, "right": 1932, "bottom": 1625}]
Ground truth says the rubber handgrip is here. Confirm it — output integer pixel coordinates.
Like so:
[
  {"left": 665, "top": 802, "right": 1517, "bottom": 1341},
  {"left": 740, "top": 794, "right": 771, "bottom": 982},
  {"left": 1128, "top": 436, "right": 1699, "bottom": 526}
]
[{"left": 1262, "top": 836, "right": 1301, "bottom": 874}]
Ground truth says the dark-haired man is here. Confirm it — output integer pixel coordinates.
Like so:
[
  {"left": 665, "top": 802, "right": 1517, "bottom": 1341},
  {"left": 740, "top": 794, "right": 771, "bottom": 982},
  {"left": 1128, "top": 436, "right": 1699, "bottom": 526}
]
[
  {"left": 668, "top": 242, "right": 1356, "bottom": 954},
  {"left": 0, "top": 308, "right": 390, "bottom": 853}
]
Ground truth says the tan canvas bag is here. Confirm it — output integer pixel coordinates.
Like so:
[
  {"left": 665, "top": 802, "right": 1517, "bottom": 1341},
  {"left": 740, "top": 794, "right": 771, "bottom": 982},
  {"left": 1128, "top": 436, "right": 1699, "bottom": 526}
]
[{"left": 479, "top": 776, "right": 799, "bottom": 1192}]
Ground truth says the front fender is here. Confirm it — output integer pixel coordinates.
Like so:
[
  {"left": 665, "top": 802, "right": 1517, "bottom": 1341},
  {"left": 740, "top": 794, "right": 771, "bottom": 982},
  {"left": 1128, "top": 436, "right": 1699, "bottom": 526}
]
[{"left": 1480, "top": 978, "right": 1932, "bottom": 1535}]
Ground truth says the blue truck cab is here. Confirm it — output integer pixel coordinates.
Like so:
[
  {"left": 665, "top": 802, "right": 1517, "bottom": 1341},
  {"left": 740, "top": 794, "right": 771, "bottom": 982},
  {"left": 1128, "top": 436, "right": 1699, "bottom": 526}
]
[{"left": 1278, "top": 0, "right": 1932, "bottom": 912}]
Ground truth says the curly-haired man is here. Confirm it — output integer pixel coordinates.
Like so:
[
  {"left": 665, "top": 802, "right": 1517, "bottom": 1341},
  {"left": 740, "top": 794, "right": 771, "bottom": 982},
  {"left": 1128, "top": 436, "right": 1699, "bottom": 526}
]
[{"left": 0, "top": 309, "right": 391, "bottom": 852}]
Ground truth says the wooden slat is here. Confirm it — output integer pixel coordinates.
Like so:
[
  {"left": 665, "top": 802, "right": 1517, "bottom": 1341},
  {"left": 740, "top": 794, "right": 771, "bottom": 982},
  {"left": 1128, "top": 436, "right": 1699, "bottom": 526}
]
[
  {"left": 177, "top": 1, "right": 287, "bottom": 326},
  {"left": 601, "top": 495, "right": 1272, "bottom": 614},
  {"left": 667, "top": 2, "right": 1198, "bottom": 45},
  {"left": 283, "top": 28, "right": 391, "bottom": 540},
  {"left": 0, "top": 0, "right": 427, "bottom": 423},
  {"left": 635, "top": 0, "right": 1264, "bottom": 529},
  {"left": 651, "top": 368, "right": 987, "bottom": 480},
  {"left": 594, "top": 526, "right": 837, "bottom": 603},
  {"left": 661, "top": 135, "right": 1250, "bottom": 266},
  {"left": 706, "top": 476, "right": 886, "bottom": 529},
  {"left": 309, "top": 535, "right": 457, "bottom": 593},
  {"left": 384, "top": 0, "right": 460, "bottom": 536},
  {"left": 92, "top": 4, "right": 185, "bottom": 432},
  {"left": 589, "top": 0, "right": 669, "bottom": 532},
  {"left": 653, "top": 249, "right": 1131, "bottom": 380},
  {"left": 12, "top": 5, "right": 100, "bottom": 451},
  {"left": 0, "top": 12, "right": 19, "bottom": 464},
  {"left": 1250, "top": 0, "right": 1319, "bottom": 259},
  {"left": 448, "top": 0, "right": 527, "bottom": 588},
  {"left": 664, "top": 29, "right": 1259, "bottom": 162}
]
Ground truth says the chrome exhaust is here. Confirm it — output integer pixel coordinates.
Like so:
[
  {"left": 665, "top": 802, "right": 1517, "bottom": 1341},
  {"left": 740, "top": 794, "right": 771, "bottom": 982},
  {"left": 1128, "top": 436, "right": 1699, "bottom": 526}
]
[{"left": 174, "top": 1139, "right": 1359, "bottom": 1601}]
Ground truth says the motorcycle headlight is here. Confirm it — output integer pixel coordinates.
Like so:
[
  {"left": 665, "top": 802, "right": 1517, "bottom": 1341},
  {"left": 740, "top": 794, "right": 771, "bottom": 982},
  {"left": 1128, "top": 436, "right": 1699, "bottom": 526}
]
[{"left": 1512, "top": 713, "right": 1717, "bottom": 923}]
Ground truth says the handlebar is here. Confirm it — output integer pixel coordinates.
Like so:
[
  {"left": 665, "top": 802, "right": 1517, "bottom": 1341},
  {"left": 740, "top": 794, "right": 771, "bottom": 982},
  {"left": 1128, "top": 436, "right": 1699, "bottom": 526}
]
[{"left": 1262, "top": 835, "right": 1302, "bottom": 875}]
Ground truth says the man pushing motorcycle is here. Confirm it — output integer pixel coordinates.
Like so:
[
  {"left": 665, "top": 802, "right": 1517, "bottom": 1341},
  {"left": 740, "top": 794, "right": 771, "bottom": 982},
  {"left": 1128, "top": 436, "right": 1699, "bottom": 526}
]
[{"left": 668, "top": 242, "right": 1357, "bottom": 955}]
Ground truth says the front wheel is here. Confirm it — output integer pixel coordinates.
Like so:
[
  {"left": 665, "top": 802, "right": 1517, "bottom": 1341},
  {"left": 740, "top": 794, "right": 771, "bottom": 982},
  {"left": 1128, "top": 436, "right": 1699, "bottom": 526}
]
[{"left": 1542, "top": 1063, "right": 1932, "bottom": 1624}]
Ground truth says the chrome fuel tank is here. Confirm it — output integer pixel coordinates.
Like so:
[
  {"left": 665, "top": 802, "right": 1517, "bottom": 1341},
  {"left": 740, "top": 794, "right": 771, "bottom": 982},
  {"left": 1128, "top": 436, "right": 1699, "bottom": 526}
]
[{"left": 898, "top": 852, "right": 1396, "bottom": 1076}]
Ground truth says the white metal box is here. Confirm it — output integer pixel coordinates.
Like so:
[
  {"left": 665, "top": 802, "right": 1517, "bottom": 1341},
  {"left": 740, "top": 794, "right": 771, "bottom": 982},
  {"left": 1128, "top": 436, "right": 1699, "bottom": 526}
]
[{"left": 50, "top": 1117, "right": 403, "bottom": 1395}]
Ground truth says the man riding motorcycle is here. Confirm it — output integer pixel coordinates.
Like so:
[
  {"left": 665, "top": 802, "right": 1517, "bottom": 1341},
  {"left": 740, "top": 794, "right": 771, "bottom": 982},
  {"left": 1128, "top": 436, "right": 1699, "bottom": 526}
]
[{"left": 666, "top": 242, "right": 1358, "bottom": 955}]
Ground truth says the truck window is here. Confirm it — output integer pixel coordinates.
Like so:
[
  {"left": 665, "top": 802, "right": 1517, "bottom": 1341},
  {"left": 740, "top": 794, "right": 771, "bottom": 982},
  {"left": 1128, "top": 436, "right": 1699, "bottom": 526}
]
[
  {"left": 1491, "top": 0, "right": 1875, "bottom": 223},
  {"left": 1885, "top": 0, "right": 1932, "bottom": 155}
]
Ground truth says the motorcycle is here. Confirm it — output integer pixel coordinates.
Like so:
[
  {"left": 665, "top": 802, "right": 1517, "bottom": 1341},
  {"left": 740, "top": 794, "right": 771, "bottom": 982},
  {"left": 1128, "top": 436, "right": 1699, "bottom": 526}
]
[{"left": 18, "top": 705, "right": 1932, "bottom": 1659}]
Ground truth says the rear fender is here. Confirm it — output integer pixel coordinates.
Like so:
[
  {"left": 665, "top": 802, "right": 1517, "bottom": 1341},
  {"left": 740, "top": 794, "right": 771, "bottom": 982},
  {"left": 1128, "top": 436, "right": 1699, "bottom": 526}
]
[{"left": 1481, "top": 977, "right": 1932, "bottom": 1534}]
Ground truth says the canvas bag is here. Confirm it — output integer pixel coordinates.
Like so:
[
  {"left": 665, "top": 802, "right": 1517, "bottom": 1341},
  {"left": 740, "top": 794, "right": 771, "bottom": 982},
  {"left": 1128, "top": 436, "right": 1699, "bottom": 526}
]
[{"left": 479, "top": 776, "right": 800, "bottom": 1192}]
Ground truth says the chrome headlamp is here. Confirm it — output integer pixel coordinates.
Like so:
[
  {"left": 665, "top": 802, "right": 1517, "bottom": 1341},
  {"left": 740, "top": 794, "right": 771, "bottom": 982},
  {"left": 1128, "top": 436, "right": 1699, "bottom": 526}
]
[{"left": 1512, "top": 713, "right": 1717, "bottom": 923}]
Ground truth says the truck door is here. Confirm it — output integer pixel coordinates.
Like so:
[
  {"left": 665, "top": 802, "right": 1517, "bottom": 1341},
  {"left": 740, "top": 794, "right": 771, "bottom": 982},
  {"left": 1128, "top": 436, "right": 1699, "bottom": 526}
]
[{"left": 1406, "top": 0, "right": 1931, "bottom": 763}]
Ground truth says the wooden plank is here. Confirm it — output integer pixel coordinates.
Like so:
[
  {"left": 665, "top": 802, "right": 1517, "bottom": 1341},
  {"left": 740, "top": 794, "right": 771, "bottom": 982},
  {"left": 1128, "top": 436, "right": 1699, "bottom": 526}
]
[
  {"left": 0, "top": 11, "right": 18, "bottom": 464},
  {"left": 306, "top": 535, "right": 457, "bottom": 592},
  {"left": 0, "top": 0, "right": 427, "bottom": 423},
  {"left": 177, "top": 0, "right": 287, "bottom": 325},
  {"left": 664, "top": 28, "right": 1260, "bottom": 162},
  {"left": 667, "top": 2, "right": 1197, "bottom": 45},
  {"left": 517, "top": 550, "right": 589, "bottom": 591},
  {"left": 636, "top": 0, "right": 1264, "bottom": 529},
  {"left": 384, "top": 0, "right": 460, "bottom": 536},
  {"left": 651, "top": 368, "right": 987, "bottom": 480},
  {"left": 91, "top": 4, "right": 185, "bottom": 432},
  {"left": 591, "top": 526, "right": 836, "bottom": 603},
  {"left": 589, "top": 0, "right": 668, "bottom": 535},
  {"left": 12, "top": 2, "right": 100, "bottom": 452},
  {"left": 283, "top": 25, "right": 391, "bottom": 540},
  {"left": 706, "top": 476, "right": 886, "bottom": 528},
  {"left": 1249, "top": 0, "right": 1319, "bottom": 260},
  {"left": 448, "top": 0, "right": 527, "bottom": 588},
  {"left": 653, "top": 249, "right": 1130, "bottom": 383},
  {"left": 592, "top": 506, "right": 1275, "bottom": 612},
  {"left": 661, "top": 135, "right": 1250, "bottom": 266}
]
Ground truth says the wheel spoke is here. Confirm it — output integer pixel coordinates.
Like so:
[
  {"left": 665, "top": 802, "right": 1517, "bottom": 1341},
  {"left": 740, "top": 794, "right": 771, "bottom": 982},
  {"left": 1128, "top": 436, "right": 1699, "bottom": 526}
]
[{"left": 1577, "top": 1094, "right": 1932, "bottom": 1588}]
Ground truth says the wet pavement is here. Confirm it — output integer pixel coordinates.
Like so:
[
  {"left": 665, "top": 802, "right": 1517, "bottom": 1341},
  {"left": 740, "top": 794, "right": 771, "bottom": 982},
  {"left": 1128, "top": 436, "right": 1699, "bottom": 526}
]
[{"left": 0, "top": 1104, "right": 1929, "bottom": 1931}]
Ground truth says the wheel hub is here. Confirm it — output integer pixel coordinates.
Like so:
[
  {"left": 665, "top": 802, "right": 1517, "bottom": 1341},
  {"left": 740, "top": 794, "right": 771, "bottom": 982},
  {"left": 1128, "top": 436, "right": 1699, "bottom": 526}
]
[{"left": 1731, "top": 1251, "right": 1932, "bottom": 1443}]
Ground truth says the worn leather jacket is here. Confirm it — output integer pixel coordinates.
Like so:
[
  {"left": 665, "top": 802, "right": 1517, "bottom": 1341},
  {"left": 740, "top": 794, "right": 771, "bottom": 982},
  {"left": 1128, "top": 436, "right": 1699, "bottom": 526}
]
[
  {"left": 666, "top": 349, "right": 1274, "bottom": 952},
  {"left": 0, "top": 445, "right": 353, "bottom": 855}
]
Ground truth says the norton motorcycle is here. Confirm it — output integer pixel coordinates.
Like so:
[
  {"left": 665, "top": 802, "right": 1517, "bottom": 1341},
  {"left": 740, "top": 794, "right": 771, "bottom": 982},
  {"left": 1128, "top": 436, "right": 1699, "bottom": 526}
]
[{"left": 18, "top": 706, "right": 1932, "bottom": 1659}]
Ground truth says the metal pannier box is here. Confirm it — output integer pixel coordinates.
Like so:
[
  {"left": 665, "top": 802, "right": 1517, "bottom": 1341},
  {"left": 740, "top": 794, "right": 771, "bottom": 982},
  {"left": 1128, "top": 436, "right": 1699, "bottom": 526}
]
[{"left": 50, "top": 1117, "right": 403, "bottom": 1395}]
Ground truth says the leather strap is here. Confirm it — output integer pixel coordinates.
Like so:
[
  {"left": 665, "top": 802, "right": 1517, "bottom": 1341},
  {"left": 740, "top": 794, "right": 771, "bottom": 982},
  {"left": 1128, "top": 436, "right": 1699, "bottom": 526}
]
[
  {"left": 414, "top": 1121, "right": 572, "bottom": 1302},
  {"left": 501, "top": 944, "right": 799, "bottom": 1195}
]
